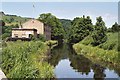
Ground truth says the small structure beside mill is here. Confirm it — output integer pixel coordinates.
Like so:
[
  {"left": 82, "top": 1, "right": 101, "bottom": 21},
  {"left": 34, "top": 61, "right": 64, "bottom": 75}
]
[{"left": 11, "top": 19, "right": 51, "bottom": 41}]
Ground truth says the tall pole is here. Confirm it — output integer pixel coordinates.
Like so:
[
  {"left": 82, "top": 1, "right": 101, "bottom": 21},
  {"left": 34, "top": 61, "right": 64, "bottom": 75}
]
[{"left": 33, "top": 2, "right": 35, "bottom": 20}]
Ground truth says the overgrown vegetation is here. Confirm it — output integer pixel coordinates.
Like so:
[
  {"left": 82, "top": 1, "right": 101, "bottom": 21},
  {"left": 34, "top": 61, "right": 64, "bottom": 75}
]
[
  {"left": 79, "top": 32, "right": 119, "bottom": 51},
  {"left": 2, "top": 41, "right": 54, "bottom": 78},
  {"left": 99, "top": 32, "right": 119, "bottom": 51},
  {"left": 73, "top": 43, "right": 119, "bottom": 64}
]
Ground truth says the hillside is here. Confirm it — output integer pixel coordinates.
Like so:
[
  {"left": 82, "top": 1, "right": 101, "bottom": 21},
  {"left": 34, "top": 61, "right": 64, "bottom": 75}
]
[
  {"left": 0, "top": 12, "right": 32, "bottom": 39},
  {"left": 1, "top": 11, "right": 31, "bottom": 26}
]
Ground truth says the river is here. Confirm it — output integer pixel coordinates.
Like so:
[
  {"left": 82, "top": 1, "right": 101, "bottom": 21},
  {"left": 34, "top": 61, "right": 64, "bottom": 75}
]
[{"left": 48, "top": 43, "right": 120, "bottom": 79}]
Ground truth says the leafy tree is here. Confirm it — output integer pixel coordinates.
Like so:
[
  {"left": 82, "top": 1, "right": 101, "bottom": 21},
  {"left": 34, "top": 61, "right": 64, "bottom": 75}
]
[
  {"left": 38, "top": 13, "right": 64, "bottom": 42},
  {"left": 2, "top": 24, "right": 19, "bottom": 40},
  {"left": 111, "top": 22, "right": 120, "bottom": 32},
  {"left": 2, "top": 33, "right": 10, "bottom": 40},
  {"left": 59, "top": 19, "right": 72, "bottom": 40},
  {"left": 68, "top": 15, "right": 93, "bottom": 44},
  {"left": 92, "top": 16, "right": 107, "bottom": 46}
]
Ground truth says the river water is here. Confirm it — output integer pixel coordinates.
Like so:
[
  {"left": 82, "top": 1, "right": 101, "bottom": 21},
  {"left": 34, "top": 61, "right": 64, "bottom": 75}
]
[{"left": 48, "top": 43, "right": 120, "bottom": 79}]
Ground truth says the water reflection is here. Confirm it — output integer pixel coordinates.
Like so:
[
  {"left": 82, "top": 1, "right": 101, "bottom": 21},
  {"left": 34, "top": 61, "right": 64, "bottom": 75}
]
[{"left": 48, "top": 43, "right": 120, "bottom": 79}]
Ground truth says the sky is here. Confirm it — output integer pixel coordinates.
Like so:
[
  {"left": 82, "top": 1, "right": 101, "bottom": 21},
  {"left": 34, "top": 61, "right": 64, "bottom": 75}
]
[{"left": 1, "top": 2, "right": 118, "bottom": 28}]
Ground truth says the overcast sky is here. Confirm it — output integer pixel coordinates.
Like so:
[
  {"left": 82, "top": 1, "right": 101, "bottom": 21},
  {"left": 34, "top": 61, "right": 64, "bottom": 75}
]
[{"left": 1, "top": 2, "right": 118, "bottom": 28}]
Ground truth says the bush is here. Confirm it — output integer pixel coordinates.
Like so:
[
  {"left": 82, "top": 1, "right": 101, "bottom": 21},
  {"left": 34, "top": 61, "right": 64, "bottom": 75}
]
[{"left": 38, "top": 34, "right": 46, "bottom": 42}]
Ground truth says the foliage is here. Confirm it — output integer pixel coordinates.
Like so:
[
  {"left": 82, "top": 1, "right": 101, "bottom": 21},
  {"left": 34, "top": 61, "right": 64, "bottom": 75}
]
[
  {"left": 2, "top": 25, "right": 19, "bottom": 40},
  {"left": 30, "top": 34, "right": 46, "bottom": 42},
  {"left": 2, "top": 13, "right": 30, "bottom": 26},
  {"left": 92, "top": 16, "right": 107, "bottom": 46},
  {"left": 59, "top": 19, "right": 72, "bottom": 40},
  {"left": 45, "top": 40, "right": 58, "bottom": 49},
  {"left": 99, "top": 32, "right": 119, "bottom": 51},
  {"left": 2, "top": 33, "right": 11, "bottom": 40},
  {"left": 111, "top": 22, "right": 120, "bottom": 32},
  {"left": 37, "top": 34, "right": 46, "bottom": 42},
  {"left": 38, "top": 13, "right": 65, "bottom": 42},
  {"left": 0, "top": 20, "right": 5, "bottom": 26},
  {"left": 73, "top": 43, "right": 119, "bottom": 64},
  {"left": 79, "top": 32, "right": 119, "bottom": 51},
  {"left": 29, "top": 34, "right": 37, "bottom": 41},
  {"left": 80, "top": 35, "right": 93, "bottom": 45},
  {"left": 2, "top": 41, "right": 54, "bottom": 78},
  {"left": 68, "top": 15, "right": 93, "bottom": 44}
]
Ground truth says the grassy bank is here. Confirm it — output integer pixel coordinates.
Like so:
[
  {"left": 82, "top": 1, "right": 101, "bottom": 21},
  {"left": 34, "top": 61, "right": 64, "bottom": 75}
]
[
  {"left": 73, "top": 43, "right": 119, "bottom": 65},
  {"left": 80, "top": 32, "right": 119, "bottom": 51},
  {"left": 2, "top": 41, "right": 54, "bottom": 78}
]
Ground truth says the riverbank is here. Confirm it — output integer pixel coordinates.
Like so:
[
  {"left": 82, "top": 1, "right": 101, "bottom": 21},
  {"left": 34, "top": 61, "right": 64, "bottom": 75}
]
[
  {"left": 2, "top": 41, "right": 55, "bottom": 78},
  {"left": 73, "top": 43, "right": 119, "bottom": 65}
]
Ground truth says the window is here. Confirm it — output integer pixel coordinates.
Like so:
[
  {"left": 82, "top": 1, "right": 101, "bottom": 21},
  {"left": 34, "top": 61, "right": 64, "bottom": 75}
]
[
  {"left": 22, "top": 34, "right": 26, "bottom": 38},
  {"left": 14, "top": 34, "right": 18, "bottom": 38}
]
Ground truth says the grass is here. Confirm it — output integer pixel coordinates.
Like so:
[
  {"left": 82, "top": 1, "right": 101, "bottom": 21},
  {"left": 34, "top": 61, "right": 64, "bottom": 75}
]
[
  {"left": 73, "top": 43, "right": 119, "bottom": 65},
  {"left": 79, "top": 35, "right": 93, "bottom": 45},
  {"left": 2, "top": 41, "right": 54, "bottom": 78},
  {"left": 99, "top": 32, "right": 118, "bottom": 51},
  {"left": 79, "top": 32, "right": 119, "bottom": 51},
  {"left": 3, "top": 14, "right": 30, "bottom": 26}
]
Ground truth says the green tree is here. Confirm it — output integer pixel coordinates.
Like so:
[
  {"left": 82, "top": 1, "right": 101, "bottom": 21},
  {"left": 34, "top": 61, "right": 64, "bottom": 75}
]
[
  {"left": 92, "top": 16, "right": 107, "bottom": 46},
  {"left": 68, "top": 15, "right": 93, "bottom": 44},
  {"left": 59, "top": 19, "right": 72, "bottom": 40},
  {"left": 38, "top": 13, "right": 64, "bottom": 42},
  {"left": 111, "top": 22, "right": 120, "bottom": 32}
]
